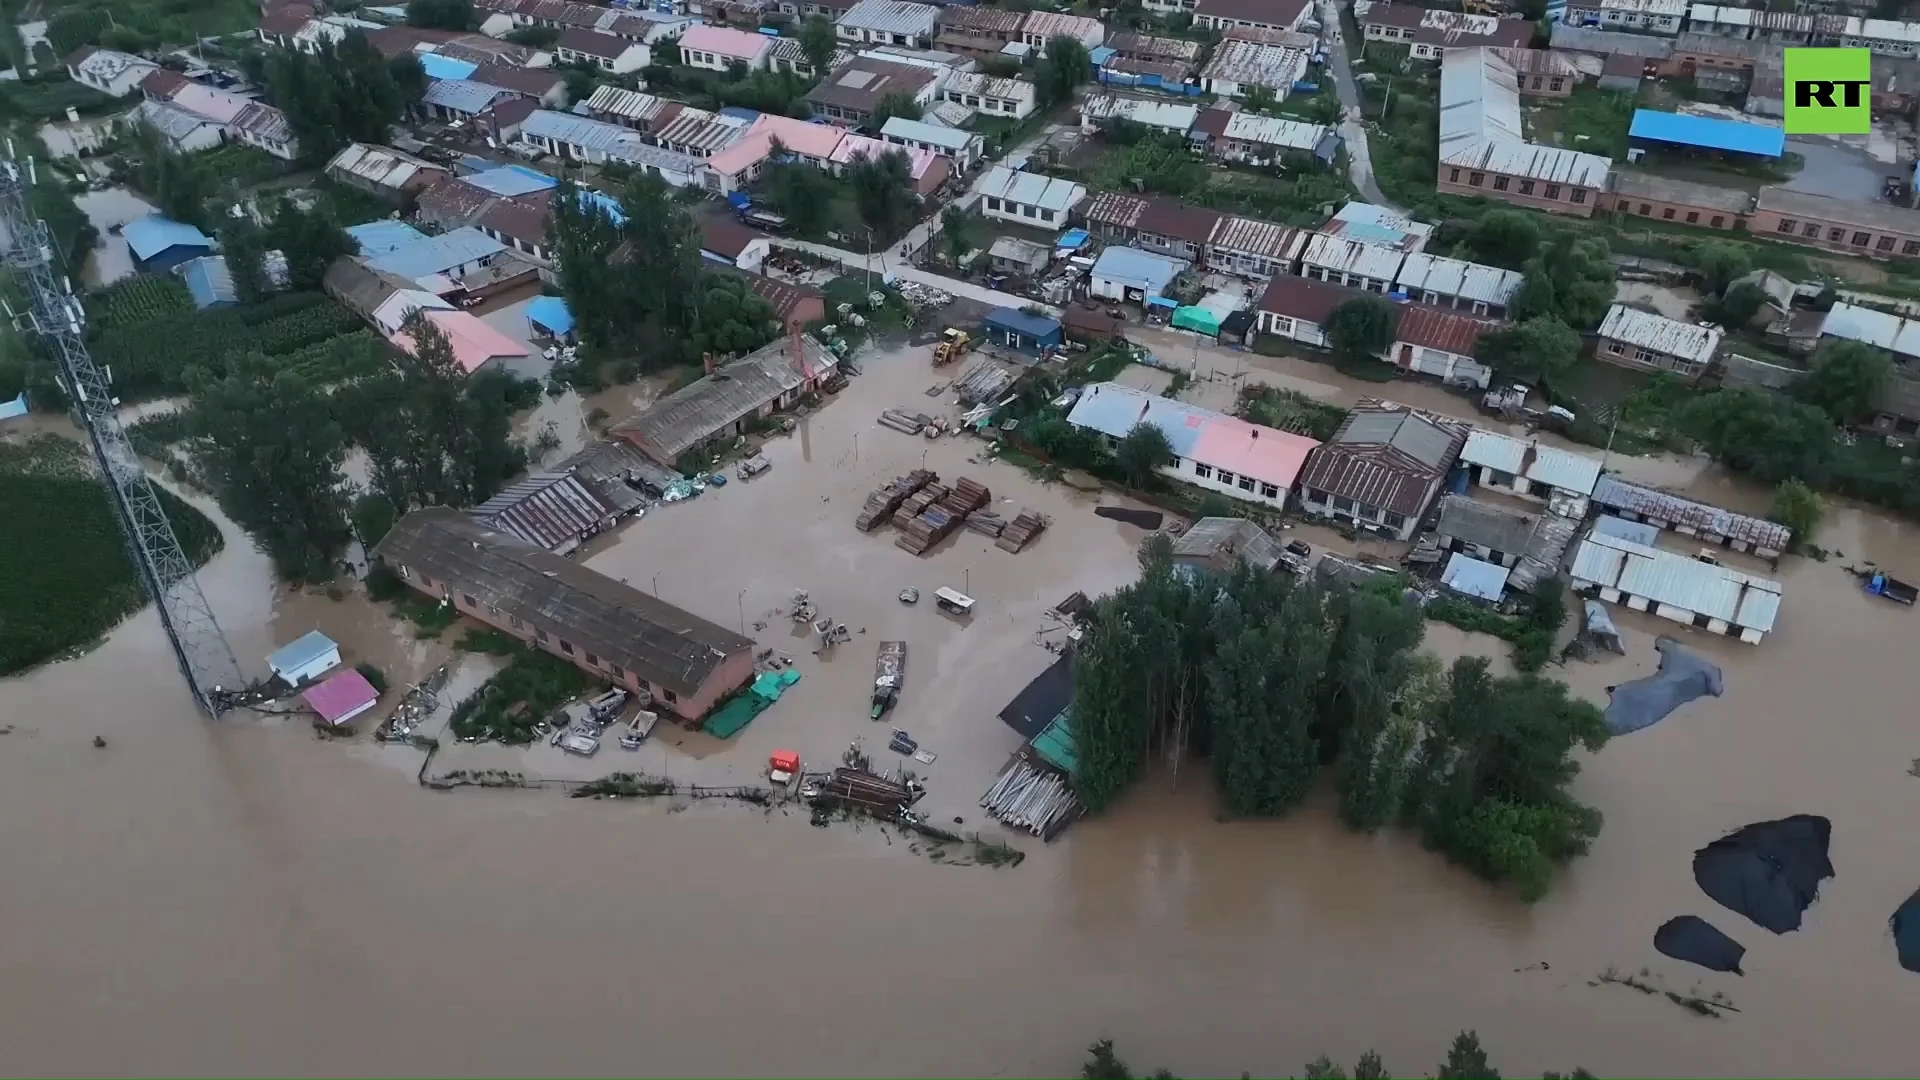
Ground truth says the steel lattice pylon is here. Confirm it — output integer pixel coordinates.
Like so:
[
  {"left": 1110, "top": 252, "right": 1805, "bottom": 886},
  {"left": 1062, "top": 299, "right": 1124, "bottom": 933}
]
[{"left": 0, "top": 158, "right": 243, "bottom": 716}]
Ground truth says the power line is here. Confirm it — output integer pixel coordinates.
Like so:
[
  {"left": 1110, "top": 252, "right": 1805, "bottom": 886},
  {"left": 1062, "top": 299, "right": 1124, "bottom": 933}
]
[{"left": 0, "top": 150, "right": 245, "bottom": 716}]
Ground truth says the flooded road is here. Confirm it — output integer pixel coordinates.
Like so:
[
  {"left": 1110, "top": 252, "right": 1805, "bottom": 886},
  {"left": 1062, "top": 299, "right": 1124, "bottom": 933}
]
[{"left": 7, "top": 342, "right": 1920, "bottom": 1077}]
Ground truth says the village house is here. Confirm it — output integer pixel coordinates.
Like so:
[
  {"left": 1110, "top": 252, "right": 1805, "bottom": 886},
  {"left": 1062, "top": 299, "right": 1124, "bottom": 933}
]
[
  {"left": 1171, "top": 517, "right": 1290, "bottom": 576},
  {"left": 881, "top": 116, "right": 985, "bottom": 169},
  {"left": 1107, "top": 32, "right": 1203, "bottom": 66},
  {"left": 939, "top": 70, "right": 1037, "bottom": 120},
  {"left": 1431, "top": 496, "right": 1579, "bottom": 593},
  {"left": 1297, "top": 234, "right": 1407, "bottom": 293},
  {"left": 468, "top": 469, "right": 628, "bottom": 557},
  {"left": 326, "top": 143, "right": 451, "bottom": 201},
  {"left": 1602, "top": 170, "right": 1752, "bottom": 230},
  {"left": 830, "top": 132, "right": 950, "bottom": 193},
  {"left": 1190, "top": 109, "right": 1335, "bottom": 164},
  {"left": 1387, "top": 305, "right": 1500, "bottom": 389},
  {"left": 1079, "top": 191, "right": 1222, "bottom": 264},
  {"left": 1296, "top": 403, "right": 1470, "bottom": 540},
  {"left": 614, "top": 336, "right": 839, "bottom": 466},
  {"left": 1438, "top": 47, "right": 1612, "bottom": 215},
  {"left": 1590, "top": 474, "right": 1793, "bottom": 557},
  {"left": 557, "top": 28, "right": 651, "bottom": 73},
  {"left": 1078, "top": 92, "right": 1200, "bottom": 137},
  {"left": 1486, "top": 47, "right": 1582, "bottom": 95},
  {"left": 1254, "top": 273, "right": 1363, "bottom": 344},
  {"left": 134, "top": 100, "right": 225, "bottom": 154},
  {"left": 1564, "top": 0, "right": 1685, "bottom": 34},
  {"left": 1199, "top": 39, "right": 1309, "bottom": 99},
  {"left": 390, "top": 309, "right": 536, "bottom": 378},
  {"left": 1064, "top": 382, "right": 1321, "bottom": 510},
  {"left": 1089, "top": 247, "right": 1186, "bottom": 305},
  {"left": 1458, "top": 429, "right": 1604, "bottom": 515},
  {"left": 1685, "top": 2, "right": 1920, "bottom": 57},
  {"left": 975, "top": 166, "right": 1086, "bottom": 227},
  {"left": 808, "top": 56, "right": 936, "bottom": 126},
  {"left": 835, "top": 0, "right": 940, "bottom": 47},
  {"left": 1320, "top": 200, "right": 1434, "bottom": 251},
  {"left": 374, "top": 508, "right": 756, "bottom": 720},
  {"left": 1364, "top": 4, "right": 1534, "bottom": 59},
  {"left": 740, "top": 272, "right": 827, "bottom": 332},
  {"left": 581, "top": 84, "right": 675, "bottom": 129},
  {"left": 520, "top": 110, "right": 703, "bottom": 186},
  {"left": 1392, "top": 252, "right": 1524, "bottom": 316},
  {"left": 65, "top": 47, "right": 157, "bottom": 96},
  {"left": 1206, "top": 216, "right": 1304, "bottom": 281},
  {"left": 1751, "top": 185, "right": 1920, "bottom": 259},
  {"left": 679, "top": 23, "right": 773, "bottom": 70},
  {"left": 1594, "top": 302, "right": 1723, "bottom": 378},
  {"left": 1570, "top": 530, "right": 1782, "bottom": 643},
  {"left": 698, "top": 215, "right": 773, "bottom": 273},
  {"left": 231, "top": 102, "right": 298, "bottom": 160},
  {"left": 1021, "top": 10, "right": 1106, "bottom": 49},
  {"left": 935, "top": 4, "right": 1024, "bottom": 57},
  {"left": 1191, "top": 0, "right": 1313, "bottom": 35}
]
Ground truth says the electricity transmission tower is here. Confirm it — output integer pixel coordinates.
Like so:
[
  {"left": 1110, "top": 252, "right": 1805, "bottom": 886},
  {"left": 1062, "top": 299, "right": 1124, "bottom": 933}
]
[{"left": 0, "top": 152, "right": 244, "bottom": 716}]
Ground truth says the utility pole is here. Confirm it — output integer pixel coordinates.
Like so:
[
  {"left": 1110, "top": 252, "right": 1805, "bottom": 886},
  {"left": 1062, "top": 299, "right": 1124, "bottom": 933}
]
[{"left": 0, "top": 147, "right": 243, "bottom": 716}]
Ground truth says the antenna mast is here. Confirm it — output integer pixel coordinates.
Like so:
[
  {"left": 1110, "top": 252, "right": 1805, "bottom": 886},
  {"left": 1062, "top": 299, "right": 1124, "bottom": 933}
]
[{"left": 0, "top": 147, "right": 244, "bottom": 715}]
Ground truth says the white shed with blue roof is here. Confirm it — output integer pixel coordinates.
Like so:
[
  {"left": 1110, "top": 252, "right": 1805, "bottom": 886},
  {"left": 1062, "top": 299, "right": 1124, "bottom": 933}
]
[{"left": 266, "top": 630, "right": 342, "bottom": 687}]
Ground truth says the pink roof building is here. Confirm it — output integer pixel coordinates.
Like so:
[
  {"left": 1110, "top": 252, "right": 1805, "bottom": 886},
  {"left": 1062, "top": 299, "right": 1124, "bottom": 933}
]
[
  {"left": 389, "top": 309, "right": 531, "bottom": 375},
  {"left": 1188, "top": 416, "right": 1320, "bottom": 502},
  {"left": 679, "top": 24, "right": 773, "bottom": 69},
  {"left": 829, "top": 132, "right": 949, "bottom": 193},
  {"left": 746, "top": 112, "right": 847, "bottom": 163},
  {"left": 303, "top": 669, "right": 380, "bottom": 725}
]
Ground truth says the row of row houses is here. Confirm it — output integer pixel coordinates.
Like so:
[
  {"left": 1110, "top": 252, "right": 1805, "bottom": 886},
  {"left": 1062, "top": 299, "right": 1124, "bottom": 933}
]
[{"left": 69, "top": 48, "right": 299, "bottom": 160}]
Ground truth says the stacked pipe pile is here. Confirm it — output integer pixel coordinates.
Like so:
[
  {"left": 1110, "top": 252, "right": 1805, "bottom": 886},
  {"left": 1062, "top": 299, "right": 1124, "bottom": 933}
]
[
  {"left": 891, "top": 483, "right": 947, "bottom": 529},
  {"left": 995, "top": 509, "right": 1048, "bottom": 553},
  {"left": 879, "top": 409, "right": 932, "bottom": 435},
  {"left": 954, "top": 358, "right": 1015, "bottom": 405},
  {"left": 817, "top": 767, "right": 916, "bottom": 816},
  {"left": 965, "top": 511, "right": 1005, "bottom": 537},
  {"left": 897, "top": 476, "right": 991, "bottom": 555},
  {"left": 855, "top": 470, "right": 936, "bottom": 532},
  {"left": 981, "top": 760, "right": 1081, "bottom": 840}
]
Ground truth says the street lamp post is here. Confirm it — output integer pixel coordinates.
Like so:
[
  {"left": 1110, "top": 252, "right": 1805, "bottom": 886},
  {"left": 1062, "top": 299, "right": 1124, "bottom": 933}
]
[{"left": 737, "top": 589, "right": 747, "bottom": 634}]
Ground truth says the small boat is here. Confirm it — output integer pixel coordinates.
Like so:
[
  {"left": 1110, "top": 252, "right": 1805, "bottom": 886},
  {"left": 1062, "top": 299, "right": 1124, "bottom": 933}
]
[
  {"left": 1866, "top": 571, "right": 1918, "bottom": 606},
  {"left": 620, "top": 710, "right": 659, "bottom": 749}
]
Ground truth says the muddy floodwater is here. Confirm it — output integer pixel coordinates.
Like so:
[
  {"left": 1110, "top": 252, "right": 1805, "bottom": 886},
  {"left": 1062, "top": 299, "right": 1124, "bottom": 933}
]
[{"left": 7, "top": 340, "right": 1920, "bottom": 1078}]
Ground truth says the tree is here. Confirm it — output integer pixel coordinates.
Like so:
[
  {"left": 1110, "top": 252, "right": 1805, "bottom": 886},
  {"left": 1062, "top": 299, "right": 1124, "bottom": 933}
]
[
  {"left": 1114, "top": 421, "right": 1173, "bottom": 489},
  {"left": 405, "top": 0, "right": 472, "bottom": 29},
  {"left": 1769, "top": 478, "right": 1824, "bottom": 550},
  {"left": 1325, "top": 296, "right": 1394, "bottom": 368},
  {"left": 871, "top": 89, "right": 922, "bottom": 126},
  {"left": 1692, "top": 242, "right": 1752, "bottom": 297},
  {"left": 264, "top": 198, "right": 357, "bottom": 291},
  {"left": 1243, "top": 85, "right": 1277, "bottom": 114},
  {"left": 1510, "top": 235, "right": 1614, "bottom": 329},
  {"left": 1796, "top": 339, "right": 1892, "bottom": 426},
  {"left": 264, "top": 32, "right": 412, "bottom": 162},
  {"left": 1036, "top": 34, "right": 1091, "bottom": 107},
  {"left": 217, "top": 214, "right": 272, "bottom": 304},
  {"left": 761, "top": 156, "right": 836, "bottom": 237},
  {"left": 799, "top": 16, "right": 839, "bottom": 73},
  {"left": 190, "top": 355, "right": 353, "bottom": 582},
  {"left": 1478, "top": 316, "right": 1580, "bottom": 389},
  {"left": 1086, "top": 1032, "right": 1588, "bottom": 1080},
  {"left": 1709, "top": 280, "right": 1768, "bottom": 327},
  {"left": 846, "top": 149, "right": 918, "bottom": 239},
  {"left": 562, "top": 66, "right": 596, "bottom": 106},
  {"left": 1435, "top": 1032, "right": 1501, "bottom": 1080},
  {"left": 389, "top": 52, "right": 428, "bottom": 106},
  {"left": 122, "top": 124, "right": 214, "bottom": 229},
  {"left": 939, "top": 204, "right": 975, "bottom": 267},
  {"left": 1463, "top": 210, "right": 1540, "bottom": 271},
  {"left": 1679, "top": 388, "right": 1837, "bottom": 485}
]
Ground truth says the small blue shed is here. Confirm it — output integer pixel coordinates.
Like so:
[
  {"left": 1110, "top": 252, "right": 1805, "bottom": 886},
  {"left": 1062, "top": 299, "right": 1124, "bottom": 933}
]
[
  {"left": 527, "top": 295, "right": 575, "bottom": 341},
  {"left": 123, "top": 215, "right": 213, "bottom": 273},
  {"left": 983, "top": 306, "right": 1063, "bottom": 355}
]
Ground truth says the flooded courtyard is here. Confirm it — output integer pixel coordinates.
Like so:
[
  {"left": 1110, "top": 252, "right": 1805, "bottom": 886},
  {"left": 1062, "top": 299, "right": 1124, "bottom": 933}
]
[{"left": 7, "top": 328, "right": 1920, "bottom": 1076}]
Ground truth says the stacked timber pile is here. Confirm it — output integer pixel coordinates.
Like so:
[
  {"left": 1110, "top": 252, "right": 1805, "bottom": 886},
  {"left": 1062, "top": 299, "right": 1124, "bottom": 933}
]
[
  {"left": 995, "top": 509, "right": 1048, "bottom": 553},
  {"left": 896, "top": 476, "right": 991, "bottom": 555},
  {"left": 816, "top": 767, "right": 916, "bottom": 816},
  {"left": 965, "top": 510, "right": 1005, "bottom": 537},
  {"left": 890, "top": 482, "right": 947, "bottom": 529},
  {"left": 879, "top": 409, "right": 933, "bottom": 435},
  {"left": 855, "top": 470, "right": 935, "bottom": 532}
]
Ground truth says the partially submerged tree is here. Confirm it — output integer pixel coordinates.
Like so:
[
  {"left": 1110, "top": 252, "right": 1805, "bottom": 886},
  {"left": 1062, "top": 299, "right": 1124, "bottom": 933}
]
[
  {"left": 1478, "top": 315, "right": 1580, "bottom": 390},
  {"left": 1769, "top": 478, "right": 1824, "bottom": 550},
  {"left": 1114, "top": 421, "right": 1173, "bottom": 490},
  {"left": 1795, "top": 339, "right": 1893, "bottom": 427},
  {"left": 1326, "top": 295, "right": 1395, "bottom": 369},
  {"left": 1036, "top": 34, "right": 1091, "bottom": 107},
  {"left": 846, "top": 149, "right": 919, "bottom": 239}
]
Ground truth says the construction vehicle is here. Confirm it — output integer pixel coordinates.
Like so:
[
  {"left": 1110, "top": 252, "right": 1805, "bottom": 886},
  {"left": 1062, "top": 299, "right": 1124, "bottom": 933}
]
[{"left": 932, "top": 328, "right": 971, "bottom": 366}]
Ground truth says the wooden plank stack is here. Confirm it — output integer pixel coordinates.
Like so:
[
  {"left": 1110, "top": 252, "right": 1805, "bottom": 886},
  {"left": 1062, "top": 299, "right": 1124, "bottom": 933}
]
[
  {"left": 895, "top": 476, "right": 992, "bottom": 556},
  {"left": 995, "top": 509, "right": 1048, "bottom": 553},
  {"left": 965, "top": 511, "right": 1005, "bottom": 538},
  {"left": 855, "top": 470, "right": 935, "bottom": 532},
  {"left": 890, "top": 483, "right": 947, "bottom": 530}
]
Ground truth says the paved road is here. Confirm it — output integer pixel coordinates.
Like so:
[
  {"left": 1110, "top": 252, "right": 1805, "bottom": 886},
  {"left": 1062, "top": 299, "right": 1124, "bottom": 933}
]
[{"left": 1317, "top": 0, "right": 1402, "bottom": 213}]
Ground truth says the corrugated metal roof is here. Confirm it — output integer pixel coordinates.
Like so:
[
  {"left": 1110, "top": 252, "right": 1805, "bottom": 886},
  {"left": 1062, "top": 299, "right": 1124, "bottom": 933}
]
[
  {"left": 423, "top": 78, "right": 509, "bottom": 113},
  {"left": 1593, "top": 514, "right": 1661, "bottom": 546},
  {"left": 347, "top": 219, "right": 430, "bottom": 254},
  {"left": 267, "top": 629, "right": 339, "bottom": 676},
  {"left": 366, "top": 226, "right": 506, "bottom": 278},
  {"left": 1090, "top": 246, "right": 1185, "bottom": 293},
  {"left": 1589, "top": 476, "right": 1793, "bottom": 550},
  {"left": 1200, "top": 39, "right": 1308, "bottom": 89},
  {"left": 1079, "top": 92, "right": 1200, "bottom": 130},
  {"left": 1435, "top": 494, "right": 1578, "bottom": 587},
  {"left": 1570, "top": 532, "right": 1782, "bottom": 633},
  {"left": 1108, "top": 31, "right": 1202, "bottom": 61},
  {"left": 136, "top": 100, "right": 217, "bottom": 141},
  {"left": 1442, "top": 552, "right": 1511, "bottom": 602},
  {"left": 943, "top": 69, "right": 1037, "bottom": 104},
  {"left": 178, "top": 256, "right": 235, "bottom": 308},
  {"left": 471, "top": 472, "right": 612, "bottom": 552},
  {"left": 880, "top": 116, "right": 975, "bottom": 150},
  {"left": 976, "top": 166, "right": 1086, "bottom": 213},
  {"left": 1208, "top": 215, "right": 1298, "bottom": 259},
  {"left": 1597, "top": 303, "right": 1723, "bottom": 364},
  {"left": 523, "top": 109, "right": 702, "bottom": 175},
  {"left": 123, "top": 215, "right": 211, "bottom": 261},
  {"left": 1820, "top": 301, "right": 1920, "bottom": 360},
  {"left": 1395, "top": 305, "right": 1497, "bottom": 358},
  {"left": 651, "top": 107, "right": 745, "bottom": 154},
  {"left": 1299, "top": 233, "right": 1407, "bottom": 281},
  {"left": 583, "top": 84, "right": 672, "bottom": 123},
  {"left": 1297, "top": 404, "right": 1468, "bottom": 517},
  {"left": 1327, "top": 201, "right": 1434, "bottom": 251},
  {"left": 1459, "top": 430, "right": 1602, "bottom": 495},
  {"left": 1394, "top": 252, "right": 1523, "bottom": 307},
  {"left": 1629, "top": 109, "right": 1785, "bottom": 157},
  {"left": 1440, "top": 47, "right": 1611, "bottom": 188},
  {"left": 1219, "top": 112, "right": 1329, "bottom": 150},
  {"left": 836, "top": 0, "right": 940, "bottom": 35},
  {"left": 328, "top": 142, "right": 444, "bottom": 190},
  {"left": 614, "top": 337, "right": 836, "bottom": 460},
  {"left": 1022, "top": 9, "right": 1104, "bottom": 42},
  {"left": 1064, "top": 381, "right": 1214, "bottom": 457},
  {"left": 463, "top": 164, "right": 558, "bottom": 197}
]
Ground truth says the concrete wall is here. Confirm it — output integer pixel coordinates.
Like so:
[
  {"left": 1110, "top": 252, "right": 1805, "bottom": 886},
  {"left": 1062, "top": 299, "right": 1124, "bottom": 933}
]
[
  {"left": 1601, "top": 191, "right": 1742, "bottom": 231},
  {"left": 1438, "top": 164, "right": 1601, "bottom": 216},
  {"left": 1748, "top": 206, "right": 1920, "bottom": 260}
]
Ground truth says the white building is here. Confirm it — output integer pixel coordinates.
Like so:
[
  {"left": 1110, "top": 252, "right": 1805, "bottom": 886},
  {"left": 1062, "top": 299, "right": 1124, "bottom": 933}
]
[
  {"left": 1089, "top": 246, "right": 1186, "bottom": 303},
  {"left": 835, "top": 0, "right": 941, "bottom": 47},
  {"left": 1064, "top": 382, "right": 1320, "bottom": 510},
  {"left": 1297, "top": 234, "right": 1408, "bottom": 293},
  {"left": 134, "top": 100, "right": 225, "bottom": 153},
  {"left": 66, "top": 47, "right": 158, "bottom": 96},
  {"left": 974, "top": 166, "right": 1085, "bottom": 227},
  {"left": 1198, "top": 39, "right": 1309, "bottom": 99},
  {"left": 1571, "top": 532, "right": 1782, "bottom": 644},
  {"left": 1210, "top": 112, "right": 1332, "bottom": 164},
  {"left": 1020, "top": 10, "right": 1106, "bottom": 49},
  {"left": 518, "top": 110, "right": 703, "bottom": 185},
  {"left": 1388, "top": 306, "right": 1498, "bottom": 389},
  {"left": 678, "top": 24, "right": 773, "bottom": 71},
  {"left": 1589, "top": 475, "right": 1793, "bottom": 558},
  {"left": 1458, "top": 429, "right": 1603, "bottom": 516},
  {"left": 1393, "top": 252, "right": 1524, "bottom": 317},
  {"left": 1079, "top": 92, "right": 1200, "bottom": 135},
  {"left": 939, "top": 70, "right": 1037, "bottom": 120},
  {"left": 880, "top": 116, "right": 985, "bottom": 169},
  {"left": 557, "top": 28, "right": 652, "bottom": 74},
  {"left": 265, "top": 630, "right": 342, "bottom": 686},
  {"left": 1564, "top": 0, "right": 1685, "bottom": 34},
  {"left": 1594, "top": 303, "right": 1723, "bottom": 378}
]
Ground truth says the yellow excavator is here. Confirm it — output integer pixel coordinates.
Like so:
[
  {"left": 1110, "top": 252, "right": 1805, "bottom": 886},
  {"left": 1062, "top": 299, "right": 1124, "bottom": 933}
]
[{"left": 932, "top": 328, "right": 972, "bottom": 366}]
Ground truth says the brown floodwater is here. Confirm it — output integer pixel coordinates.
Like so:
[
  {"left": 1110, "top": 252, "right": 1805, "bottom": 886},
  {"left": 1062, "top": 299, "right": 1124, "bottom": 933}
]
[{"left": 6, "top": 345, "right": 1920, "bottom": 1078}]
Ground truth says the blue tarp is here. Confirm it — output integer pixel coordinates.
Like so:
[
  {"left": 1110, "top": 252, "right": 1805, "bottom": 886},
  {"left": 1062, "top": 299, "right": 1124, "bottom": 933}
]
[
  {"left": 463, "top": 164, "right": 557, "bottom": 197},
  {"left": 122, "top": 215, "right": 211, "bottom": 263},
  {"left": 526, "top": 295, "right": 575, "bottom": 337},
  {"left": 346, "top": 219, "right": 429, "bottom": 254},
  {"left": 1056, "top": 228, "right": 1090, "bottom": 249},
  {"left": 1628, "top": 109, "right": 1785, "bottom": 158},
  {"left": 418, "top": 53, "right": 478, "bottom": 81},
  {"left": 1440, "top": 552, "right": 1510, "bottom": 602}
]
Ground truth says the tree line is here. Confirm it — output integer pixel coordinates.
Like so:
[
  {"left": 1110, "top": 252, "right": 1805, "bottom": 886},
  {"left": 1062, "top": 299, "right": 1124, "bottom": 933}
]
[
  {"left": 1081, "top": 1032, "right": 1593, "bottom": 1080},
  {"left": 1071, "top": 538, "right": 1608, "bottom": 901},
  {"left": 239, "top": 32, "right": 427, "bottom": 164}
]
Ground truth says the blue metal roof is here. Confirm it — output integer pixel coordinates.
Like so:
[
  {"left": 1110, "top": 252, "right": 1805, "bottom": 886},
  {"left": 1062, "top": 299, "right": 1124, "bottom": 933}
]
[
  {"left": 123, "top": 215, "right": 211, "bottom": 262},
  {"left": 418, "top": 52, "right": 479, "bottom": 81},
  {"left": 718, "top": 106, "right": 761, "bottom": 122},
  {"left": 365, "top": 227, "right": 507, "bottom": 279},
  {"left": 1440, "top": 552, "right": 1510, "bottom": 602},
  {"left": 1064, "top": 381, "right": 1216, "bottom": 457},
  {"left": 1628, "top": 109, "right": 1785, "bottom": 158},
  {"left": 178, "top": 256, "right": 235, "bottom": 308},
  {"left": 266, "top": 630, "right": 338, "bottom": 676},
  {"left": 463, "top": 164, "right": 557, "bottom": 197},
  {"left": 1089, "top": 246, "right": 1184, "bottom": 296},
  {"left": 346, "top": 219, "right": 429, "bottom": 254},
  {"left": 984, "top": 305, "right": 1060, "bottom": 340},
  {"left": 526, "top": 295, "right": 574, "bottom": 336}
]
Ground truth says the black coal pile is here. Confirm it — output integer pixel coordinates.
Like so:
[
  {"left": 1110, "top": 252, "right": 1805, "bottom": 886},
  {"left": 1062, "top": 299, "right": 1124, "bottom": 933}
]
[
  {"left": 1692, "top": 815, "right": 1833, "bottom": 934},
  {"left": 1655, "top": 915, "right": 1746, "bottom": 974},
  {"left": 1094, "top": 506, "right": 1163, "bottom": 530},
  {"left": 1891, "top": 889, "right": 1920, "bottom": 974},
  {"left": 1605, "top": 636, "right": 1724, "bottom": 735}
]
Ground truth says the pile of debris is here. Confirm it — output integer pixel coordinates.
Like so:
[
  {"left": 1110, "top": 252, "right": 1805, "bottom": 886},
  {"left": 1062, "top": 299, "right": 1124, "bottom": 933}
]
[
  {"left": 855, "top": 469, "right": 936, "bottom": 531},
  {"left": 995, "top": 509, "right": 1048, "bottom": 553},
  {"left": 896, "top": 280, "right": 954, "bottom": 313},
  {"left": 816, "top": 766, "right": 920, "bottom": 817},
  {"left": 953, "top": 358, "right": 1015, "bottom": 406},
  {"left": 981, "top": 759, "right": 1080, "bottom": 840},
  {"left": 896, "top": 476, "right": 991, "bottom": 555},
  {"left": 965, "top": 510, "right": 1006, "bottom": 538}
]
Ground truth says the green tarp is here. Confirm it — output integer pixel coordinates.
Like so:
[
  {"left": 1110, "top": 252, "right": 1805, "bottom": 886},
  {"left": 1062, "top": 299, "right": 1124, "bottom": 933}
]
[
  {"left": 1031, "top": 706, "right": 1078, "bottom": 775},
  {"left": 1171, "top": 305, "right": 1221, "bottom": 336},
  {"left": 704, "top": 670, "right": 802, "bottom": 739}
]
